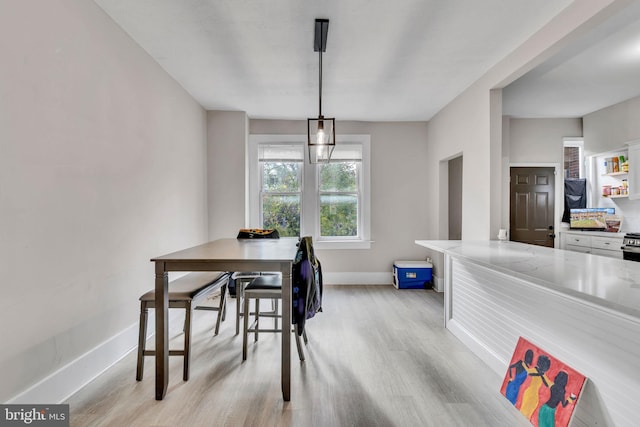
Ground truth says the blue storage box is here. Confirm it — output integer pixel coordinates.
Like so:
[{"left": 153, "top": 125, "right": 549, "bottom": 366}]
[{"left": 393, "top": 261, "right": 432, "bottom": 289}]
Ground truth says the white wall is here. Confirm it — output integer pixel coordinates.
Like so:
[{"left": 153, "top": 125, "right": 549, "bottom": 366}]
[
  {"left": 249, "top": 120, "right": 430, "bottom": 278},
  {"left": 426, "top": 83, "right": 493, "bottom": 240},
  {"left": 0, "top": 1, "right": 208, "bottom": 402},
  {"left": 508, "top": 118, "right": 582, "bottom": 164},
  {"left": 207, "top": 111, "right": 248, "bottom": 240},
  {"left": 490, "top": 90, "right": 504, "bottom": 235}
]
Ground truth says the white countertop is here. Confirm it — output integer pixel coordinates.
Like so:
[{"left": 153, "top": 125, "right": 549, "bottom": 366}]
[{"left": 415, "top": 240, "right": 640, "bottom": 320}]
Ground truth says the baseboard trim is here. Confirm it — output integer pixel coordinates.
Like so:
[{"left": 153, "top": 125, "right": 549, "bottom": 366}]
[
  {"left": 433, "top": 274, "right": 444, "bottom": 292},
  {"left": 323, "top": 272, "right": 392, "bottom": 285},
  {"left": 323, "top": 272, "right": 443, "bottom": 289},
  {"left": 7, "top": 325, "right": 138, "bottom": 404},
  {"left": 8, "top": 311, "right": 185, "bottom": 404}
]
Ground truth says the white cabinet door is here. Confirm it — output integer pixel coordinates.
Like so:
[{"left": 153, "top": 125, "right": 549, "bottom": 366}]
[
  {"left": 591, "top": 248, "right": 622, "bottom": 259},
  {"left": 564, "top": 234, "right": 592, "bottom": 248},
  {"left": 627, "top": 141, "right": 640, "bottom": 200},
  {"left": 565, "top": 244, "right": 591, "bottom": 254},
  {"left": 591, "top": 235, "right": 623, "bottom": 252}
]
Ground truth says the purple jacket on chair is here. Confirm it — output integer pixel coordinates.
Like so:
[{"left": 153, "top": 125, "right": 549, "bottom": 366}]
[{"left": 292, "top": 236, "right": 323, "bottom": 334}]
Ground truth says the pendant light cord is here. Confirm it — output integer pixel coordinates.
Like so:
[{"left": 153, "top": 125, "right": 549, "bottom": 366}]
[{"left": 318, "top": 50, "right": 323, "bottom": 117}]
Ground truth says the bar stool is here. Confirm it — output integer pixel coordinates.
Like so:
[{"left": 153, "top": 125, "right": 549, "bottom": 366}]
[
  {"left": 232, "top": 271, "right": 280, "bottom": 334},
  {"left": 242, "top": 275, "right": 306, "bottom": 361},
  {"left": 136, "top": 271, "right": 230, "bottom": 381}
]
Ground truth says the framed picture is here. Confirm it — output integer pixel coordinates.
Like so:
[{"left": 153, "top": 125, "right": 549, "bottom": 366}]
[{"left": 500, "top": 337, "right": 586, "bottom": 427}]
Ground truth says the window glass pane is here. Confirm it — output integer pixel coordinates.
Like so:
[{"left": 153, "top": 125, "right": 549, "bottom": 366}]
[
  {"left": 262, "top": 194, "right": 300, "bottom": 237},
  {"left": 320, "top": 162, "right": 358, "bottom": 192},
  {"left": 262, "top": 162, "right": 301, "bottom": 192},
  {"left": 564, "top": 146, "right": 581, "bottom": 179},
  {"left": 320, "top": 195, "right": 358, "bottom": 237}
]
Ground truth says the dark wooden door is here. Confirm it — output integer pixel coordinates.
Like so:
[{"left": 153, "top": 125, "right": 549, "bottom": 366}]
[{"left": 510, "top": 167, "right": 555, "bottom": 247}]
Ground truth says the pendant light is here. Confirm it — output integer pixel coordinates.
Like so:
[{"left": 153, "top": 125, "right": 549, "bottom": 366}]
[{"left": 307, "top": 18, "right": 335, "bottom": 164}]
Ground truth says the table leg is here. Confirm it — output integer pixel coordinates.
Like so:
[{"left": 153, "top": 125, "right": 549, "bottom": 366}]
[
  {"left": 155, "top": 263, "right": 169, "bottom": 400},
  {"left": 281, "top": 263, "right": 292, "bottom": 401}
]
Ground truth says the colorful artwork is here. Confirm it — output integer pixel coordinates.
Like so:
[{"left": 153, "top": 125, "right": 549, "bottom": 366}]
[{"left": 500, "top": 337, "right": 586, "bottom": 427}]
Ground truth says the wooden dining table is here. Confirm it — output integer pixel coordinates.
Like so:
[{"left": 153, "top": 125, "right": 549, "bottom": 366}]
[{"left": 150, "top": 237, "right": 300, "bottom": 401}]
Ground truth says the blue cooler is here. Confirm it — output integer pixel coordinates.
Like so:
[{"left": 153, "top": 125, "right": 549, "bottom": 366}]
[{"left": 393, "top": 261, "right": 433, "bottom": 289}]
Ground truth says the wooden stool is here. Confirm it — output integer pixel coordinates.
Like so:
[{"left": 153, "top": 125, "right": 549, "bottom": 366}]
[
  {"left": 232, "top": 272, "right": 280, "bottom": 334},
  {"left": 242, "top": 275, "right": 306, "bottom": 362},
  {"left": 136, "top": 271, "right": 230, "bottom": 381}
]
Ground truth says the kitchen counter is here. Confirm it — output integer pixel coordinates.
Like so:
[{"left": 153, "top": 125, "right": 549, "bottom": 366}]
[
  {"left": 415, "top": 239, "right": 640, "bottom": 319},
  {"left": 415, "top": 239, "right": 639, "bottom": 427}
]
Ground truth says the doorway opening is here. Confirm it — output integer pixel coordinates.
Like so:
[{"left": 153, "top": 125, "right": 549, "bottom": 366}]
[{"left": 448, "top": 156, "right": 463, "bottom": 240}]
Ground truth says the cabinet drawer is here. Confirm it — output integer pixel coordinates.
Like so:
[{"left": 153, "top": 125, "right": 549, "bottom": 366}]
[
  {"left": 565, "top": 244, "right": 591, "bottom": 254},
  {"left": 591, "top": 248, "right": 623, "bottom": 259},
  {"left": 565, "top": 235, "right": 592, "bottom": 247},
  {"left": 591, "top": 235, "right": 623, "bottom": 251}
]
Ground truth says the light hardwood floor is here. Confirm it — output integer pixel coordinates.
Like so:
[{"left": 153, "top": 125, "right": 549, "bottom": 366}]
[{"left": 67, "top": 285, "right": 530, "bottom": 427}]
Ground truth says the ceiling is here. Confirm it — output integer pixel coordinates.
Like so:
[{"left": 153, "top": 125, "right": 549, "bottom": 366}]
[
  {"left": 503, "top": 0, "right": 640, "bottom": 118},
  {"left": 94, "top": 0, "right": 640, "bottom": 121}
]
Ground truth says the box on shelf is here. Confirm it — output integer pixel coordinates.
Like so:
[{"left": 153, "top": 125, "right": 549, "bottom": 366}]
[{"left": 393, "top": 261, "right": 432, "bottom": 289}]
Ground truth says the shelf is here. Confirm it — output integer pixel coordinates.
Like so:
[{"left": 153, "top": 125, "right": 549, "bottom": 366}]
[
  {"left": 602, "top": 195, "right": 628, "bottom": 199},
  {"left": 602, "top": 171, "right": 628, "bottom": 176}
]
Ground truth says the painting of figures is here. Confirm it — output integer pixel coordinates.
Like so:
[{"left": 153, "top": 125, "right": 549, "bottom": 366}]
[{"left": 500, "top": 337, "right": 586, "bottom": 427}]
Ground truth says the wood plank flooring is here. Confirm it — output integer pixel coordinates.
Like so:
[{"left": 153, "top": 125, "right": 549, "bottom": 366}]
[{"left": 67, "top": 285, "right": 530, "bottom": 427}]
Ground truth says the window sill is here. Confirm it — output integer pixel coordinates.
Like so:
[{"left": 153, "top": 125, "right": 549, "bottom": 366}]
[{"left": 314, "top": 240, "right": 373, "bottom": 250}]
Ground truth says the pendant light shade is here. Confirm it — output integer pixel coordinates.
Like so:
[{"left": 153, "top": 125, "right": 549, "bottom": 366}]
[
  {"left": 308, "top": 116, "right": 335, "bottom": 163},
  {"left": 308, "top": 19, "right": 335, "bottom": 164}
]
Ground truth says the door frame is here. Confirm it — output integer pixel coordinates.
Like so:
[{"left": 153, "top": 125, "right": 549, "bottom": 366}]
[
  {"left": 438, "top": 151, "right": 464, "bottom": 240},
  {"left": 508, "top": 162, "right": 563, "bottom": 248}
]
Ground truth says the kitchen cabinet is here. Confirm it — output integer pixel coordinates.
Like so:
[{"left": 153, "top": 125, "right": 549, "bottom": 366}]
[
  {"left": 559, "top": 230, "right": 623, "bottom": 258},
  {"left": 627, "top": 140, "right": 640, "bottom": 200}
]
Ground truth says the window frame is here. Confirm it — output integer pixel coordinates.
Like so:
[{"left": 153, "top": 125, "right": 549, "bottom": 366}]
[
  {"left": 315, "top": 144, "right": 363, "bottom": 241},
  {"left": 248, "top": 134, "right": 371, "bottom": 249},
  {"left": 258, "top": 145, "right": 304, "bottom": 237}
]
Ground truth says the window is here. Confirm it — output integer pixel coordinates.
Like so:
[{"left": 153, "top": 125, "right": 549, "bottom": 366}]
[
  {"left": 258, "top": 144, "right": 303, "bottom": 237},
  {"left": 318, "top": 145, "right": 361, "bottom": 238},
  {"left": 249, "top": 135, "right": 370, "bottom": 249},
  {"left": 563, "top": 138, "right": 584, "bottom": 179}
]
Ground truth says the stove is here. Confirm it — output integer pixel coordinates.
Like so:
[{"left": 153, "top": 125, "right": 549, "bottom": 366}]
[{"left": 622, "top": 233, "right": 640, "bottom": 261}]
